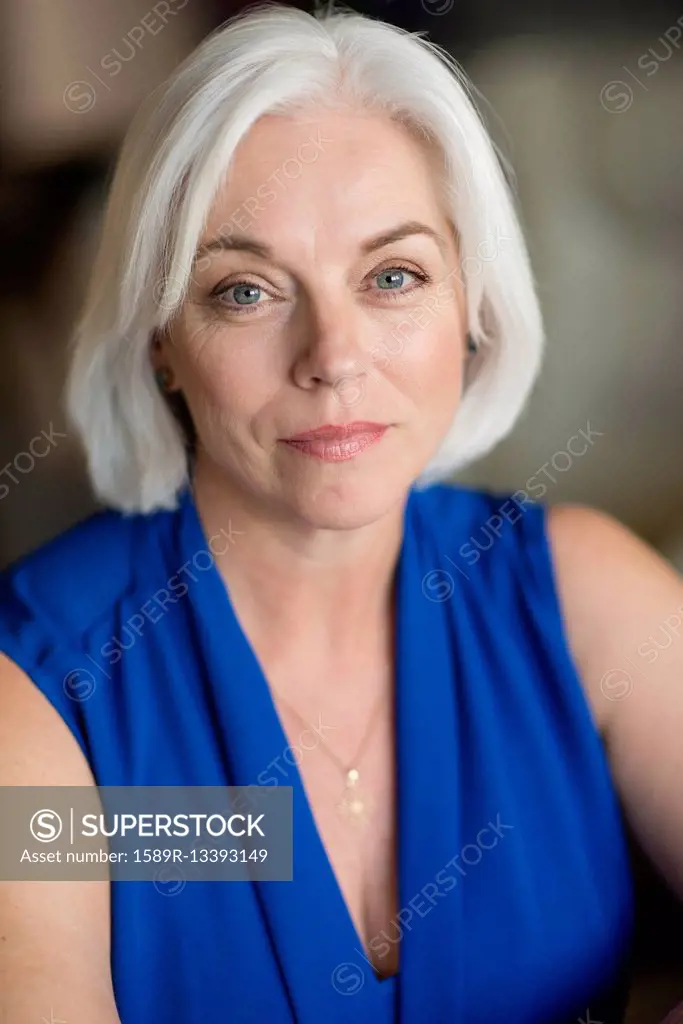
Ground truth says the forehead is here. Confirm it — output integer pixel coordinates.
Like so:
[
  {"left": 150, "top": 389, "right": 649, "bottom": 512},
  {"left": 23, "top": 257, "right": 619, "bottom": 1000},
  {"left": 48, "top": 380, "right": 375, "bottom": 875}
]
[{"left": 199, "top": 108, "right": 450, "bottom": 255}]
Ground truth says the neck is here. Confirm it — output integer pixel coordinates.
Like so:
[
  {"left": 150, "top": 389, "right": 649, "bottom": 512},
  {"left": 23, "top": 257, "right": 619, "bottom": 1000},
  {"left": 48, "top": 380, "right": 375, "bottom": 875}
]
[{"left": 188, "top": 456, "right": 408, "bottom": 671}]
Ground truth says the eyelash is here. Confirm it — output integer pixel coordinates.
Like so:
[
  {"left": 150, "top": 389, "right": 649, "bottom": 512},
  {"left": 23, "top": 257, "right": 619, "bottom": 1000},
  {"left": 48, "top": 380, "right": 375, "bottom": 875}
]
[{"left": 209, "top": 263, "right": 431, "bottom": 316}]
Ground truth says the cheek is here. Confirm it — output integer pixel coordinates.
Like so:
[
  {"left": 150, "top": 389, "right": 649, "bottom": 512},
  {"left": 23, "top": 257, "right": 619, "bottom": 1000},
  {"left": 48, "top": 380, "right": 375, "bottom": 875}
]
[
  {"left": 177, "top": 326, "right": 279, "bottom": 416},
  {"left": 383, "top": 315, "right": 464, "bottom": 401},
  {"left": 421, "top": 333, "right": 464, "bottom": 436},
  {"left": 429, "top": 327, "right": 464, "bottom": 396},
  {"left": 388, "top": 322, "right": 464, "bottom": 456}
]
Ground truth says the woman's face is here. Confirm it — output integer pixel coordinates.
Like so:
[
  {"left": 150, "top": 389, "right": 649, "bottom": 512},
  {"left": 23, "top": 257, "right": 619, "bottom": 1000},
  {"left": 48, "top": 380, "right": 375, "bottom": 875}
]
[{"left": 159, "top": 107, "right": 467, "bottom": 528}]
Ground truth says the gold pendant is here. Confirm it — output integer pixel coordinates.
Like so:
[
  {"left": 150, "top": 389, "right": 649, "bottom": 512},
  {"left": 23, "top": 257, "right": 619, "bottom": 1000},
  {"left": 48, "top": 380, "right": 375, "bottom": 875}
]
[{"left": 336, "top": 768, "right": 370, "bottom": 822}]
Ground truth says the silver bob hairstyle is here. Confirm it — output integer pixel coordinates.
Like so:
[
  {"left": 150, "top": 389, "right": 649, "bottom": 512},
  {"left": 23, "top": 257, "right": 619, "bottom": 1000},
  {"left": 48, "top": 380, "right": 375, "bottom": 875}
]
[{"left": 65, "top": 0, "right": 545, "bottom": 514}]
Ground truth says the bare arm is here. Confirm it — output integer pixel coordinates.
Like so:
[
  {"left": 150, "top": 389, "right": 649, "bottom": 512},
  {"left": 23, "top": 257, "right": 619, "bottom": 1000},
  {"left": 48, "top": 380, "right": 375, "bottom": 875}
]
[
  {"left": 0, "top": 652, "right": 121, "bottom": 1023},
  {"left": 548, "top": 505, "right": 683, "bottom": 901}
]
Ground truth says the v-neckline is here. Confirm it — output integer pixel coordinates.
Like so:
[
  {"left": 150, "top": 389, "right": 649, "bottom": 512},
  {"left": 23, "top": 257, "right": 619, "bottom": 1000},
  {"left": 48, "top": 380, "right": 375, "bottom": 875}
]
[
  {"left": 177, "top": 484, "right": 409, "bottom": 983},
  {"left": 174, "top": 481, "right": 464, "bottom": 1023},
  {"left": 252, "top": 606, "right": 401, "bottom": 983}
]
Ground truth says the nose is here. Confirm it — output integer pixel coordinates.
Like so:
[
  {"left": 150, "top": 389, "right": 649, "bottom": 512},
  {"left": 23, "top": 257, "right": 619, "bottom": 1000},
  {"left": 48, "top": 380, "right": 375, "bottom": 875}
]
[{"left": 290, "top": 296, "right": 370, "bottom": 392}]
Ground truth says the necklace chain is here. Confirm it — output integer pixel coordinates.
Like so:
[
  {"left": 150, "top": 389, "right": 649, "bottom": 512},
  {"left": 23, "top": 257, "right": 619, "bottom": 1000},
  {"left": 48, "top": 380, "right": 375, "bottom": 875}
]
[
  {"left": 272, "top": 684, "right": 386, "bottom": 774},
  {"left": 270, "top": 681, "right": 388, "bottom": 821}
]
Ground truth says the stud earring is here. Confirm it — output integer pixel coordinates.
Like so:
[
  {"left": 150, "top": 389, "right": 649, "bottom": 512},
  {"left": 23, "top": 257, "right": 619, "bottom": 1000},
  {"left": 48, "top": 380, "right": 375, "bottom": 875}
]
[{"left": 155, "top": 366, "right": 173, "bottom": 391}]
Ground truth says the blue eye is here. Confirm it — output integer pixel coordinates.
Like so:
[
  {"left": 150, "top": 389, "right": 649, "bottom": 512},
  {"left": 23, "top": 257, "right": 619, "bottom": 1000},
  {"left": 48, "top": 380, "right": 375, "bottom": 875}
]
[
  {"left": 372, "top": 266, "right": 429, "bottom": 297},
  {"left": 211, "top": 280, "right": 273, "bottom": 314},
  {"left": 376, "top": 268, "right": 410, "bottom": 290},
  {"left": 210, "top": 263, "right": 429, "bottom": 317},
  {"left": 228, "top": 283, "right": 262, "bottom": 306}
]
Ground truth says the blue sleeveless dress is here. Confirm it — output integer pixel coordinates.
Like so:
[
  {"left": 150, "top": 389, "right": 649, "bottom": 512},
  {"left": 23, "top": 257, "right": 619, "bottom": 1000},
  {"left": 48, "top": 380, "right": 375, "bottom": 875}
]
[{"left": 0, "top": 482, "right": 634, "bottom": 1023}]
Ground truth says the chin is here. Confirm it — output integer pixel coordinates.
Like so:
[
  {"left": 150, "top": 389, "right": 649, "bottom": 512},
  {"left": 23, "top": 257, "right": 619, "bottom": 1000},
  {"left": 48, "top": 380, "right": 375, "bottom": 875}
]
[{"left": 282, "top": 471, "right": 410, "bottom": 532}]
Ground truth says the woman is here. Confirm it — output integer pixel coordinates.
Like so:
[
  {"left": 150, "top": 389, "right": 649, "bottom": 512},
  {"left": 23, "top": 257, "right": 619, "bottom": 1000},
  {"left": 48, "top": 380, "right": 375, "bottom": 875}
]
[{"left": 0, "top": 3, "right": 681, "bottom": 1022}]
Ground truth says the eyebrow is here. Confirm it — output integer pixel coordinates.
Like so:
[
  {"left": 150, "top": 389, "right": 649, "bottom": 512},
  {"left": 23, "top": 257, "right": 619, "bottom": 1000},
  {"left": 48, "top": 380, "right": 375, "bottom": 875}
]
[{"left": 195, "top": 220, "right": 452, "bottom": 263}]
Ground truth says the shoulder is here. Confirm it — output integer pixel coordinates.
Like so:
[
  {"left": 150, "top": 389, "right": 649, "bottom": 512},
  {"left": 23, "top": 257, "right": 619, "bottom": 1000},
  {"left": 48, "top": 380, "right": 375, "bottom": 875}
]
[
  {"left": 545, "top": 502, "right": 683, "bottom": 731},
  {"left": 0, "top": 509, "right": 140, "bottom": 777},
  {"left": 413, "top": 481, "right": 550, "bottom": 579},
  {"left": 0, "top": 503, "right": 166, "bottom": 640},
  {"left": 546, "top": 501, "right": 647, "bottom": 561},
  {"left": 544, "top": 502, "right": 681, "bottom": 626},
  {"left": 413, "top": 480, "right": 539, "bottom": 538},
  {"left": 421, "top": 484, "right": 683, "bottom": 734}
]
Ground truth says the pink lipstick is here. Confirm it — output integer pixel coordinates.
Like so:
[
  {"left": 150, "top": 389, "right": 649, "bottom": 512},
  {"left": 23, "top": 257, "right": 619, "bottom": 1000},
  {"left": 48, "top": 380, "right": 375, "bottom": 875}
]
[{"left": 280, "top": 422, "right": 389, "bottom": 462}]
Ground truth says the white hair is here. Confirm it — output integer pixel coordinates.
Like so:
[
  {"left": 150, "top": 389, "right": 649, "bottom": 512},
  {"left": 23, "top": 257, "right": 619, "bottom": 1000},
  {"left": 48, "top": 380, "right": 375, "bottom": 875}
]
[{"left": 65, "top": 0, "right": 545, "bottom": 513}]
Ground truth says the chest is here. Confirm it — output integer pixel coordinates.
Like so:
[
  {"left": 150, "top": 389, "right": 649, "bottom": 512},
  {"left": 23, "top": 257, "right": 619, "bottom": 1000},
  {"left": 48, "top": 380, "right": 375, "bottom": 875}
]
[
  {"left": 105, "top": 635, "right": 635, "bottom": 1021},
  {"left": 274, "top": 694, "right": 400, "bottom": 978}
]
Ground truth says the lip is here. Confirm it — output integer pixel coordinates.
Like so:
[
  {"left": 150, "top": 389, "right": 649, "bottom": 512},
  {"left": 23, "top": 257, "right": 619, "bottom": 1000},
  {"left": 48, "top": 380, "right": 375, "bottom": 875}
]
[
  {"left": 279, "top": 422, "right": 390, "bottom": 462},
  {"left": 283, "top": 421, "right": 389, "bottom": 442}
]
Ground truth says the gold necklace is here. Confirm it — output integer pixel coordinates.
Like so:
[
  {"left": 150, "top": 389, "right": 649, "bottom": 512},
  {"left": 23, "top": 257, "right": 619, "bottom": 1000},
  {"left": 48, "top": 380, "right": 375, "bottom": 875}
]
[{"left": 271, "top": 685, "right": 387, "bottom": 824}]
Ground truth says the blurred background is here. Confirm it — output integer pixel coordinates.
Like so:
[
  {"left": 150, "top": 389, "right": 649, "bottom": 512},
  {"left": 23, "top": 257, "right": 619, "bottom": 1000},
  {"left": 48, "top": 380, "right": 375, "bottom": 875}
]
[{"left": 1, "top": 0, "right": 682, "bottom": 1018}]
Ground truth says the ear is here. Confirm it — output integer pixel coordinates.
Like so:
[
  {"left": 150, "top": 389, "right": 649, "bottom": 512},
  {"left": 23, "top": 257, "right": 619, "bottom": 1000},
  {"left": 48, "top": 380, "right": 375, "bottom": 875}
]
[
  {"left": 149, "top": 330, "right": 181, "bottom": 393},
  {"left": 149, "top": 329, "right": 165, "bottom": 370},
  {"left": 149, "top": 329, "right": 177, "bottom": 372}
]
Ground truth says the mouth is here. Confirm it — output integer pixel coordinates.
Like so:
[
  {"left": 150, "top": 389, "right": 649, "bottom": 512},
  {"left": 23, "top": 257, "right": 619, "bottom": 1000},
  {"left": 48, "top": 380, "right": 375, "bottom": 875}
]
[{"left": 279, "top": 422, "right": 390, "bottom": 462}]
